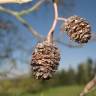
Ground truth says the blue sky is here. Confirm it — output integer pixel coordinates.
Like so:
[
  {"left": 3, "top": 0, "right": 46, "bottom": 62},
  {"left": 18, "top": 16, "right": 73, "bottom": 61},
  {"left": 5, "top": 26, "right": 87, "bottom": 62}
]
[{"left": 0, "top": 0, "right": 96, "bottom": 72}]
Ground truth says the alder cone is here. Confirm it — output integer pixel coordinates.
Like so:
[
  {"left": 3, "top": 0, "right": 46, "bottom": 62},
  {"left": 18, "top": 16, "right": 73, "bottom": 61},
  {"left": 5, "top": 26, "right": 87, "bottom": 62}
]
[
  {"left": 31, "top": 41, "right": 60, "bottom": 80},
  {"left": 64, "top": 16, "right": 91, "bottom": 43}
]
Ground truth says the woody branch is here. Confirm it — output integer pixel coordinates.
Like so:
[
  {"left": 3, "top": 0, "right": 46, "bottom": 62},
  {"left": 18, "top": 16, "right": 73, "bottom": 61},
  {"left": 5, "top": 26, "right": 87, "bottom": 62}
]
[
  {"left": 47, "top": 0, "right": 58, "bottom": 43},
  {"left": 0, "top": 0, "right": 32, "bottom": 4},
  {"left": 46, "top": 0, "right": 67, "bottom": 43},
  {"left": 80, "top": 77, "right": 96, "bottom": 96}
]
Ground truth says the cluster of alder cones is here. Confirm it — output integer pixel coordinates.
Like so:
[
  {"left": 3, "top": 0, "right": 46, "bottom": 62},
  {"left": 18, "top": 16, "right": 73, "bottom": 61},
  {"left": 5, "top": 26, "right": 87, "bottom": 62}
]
[{"left": 31, "top": 15, "right": 92, "bottom": 80}]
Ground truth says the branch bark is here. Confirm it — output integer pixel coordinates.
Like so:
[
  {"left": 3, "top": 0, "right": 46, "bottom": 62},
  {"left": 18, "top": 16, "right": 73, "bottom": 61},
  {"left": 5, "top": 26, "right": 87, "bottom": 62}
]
[
  {"left": 80, "top": 76, "right": 96, "bottom": 96},
  {"left": 47, "top": 0, "right": 58, "bottom": 43},
  {"left": 0, "top": 0, "right": 32, "bottom": 4}
]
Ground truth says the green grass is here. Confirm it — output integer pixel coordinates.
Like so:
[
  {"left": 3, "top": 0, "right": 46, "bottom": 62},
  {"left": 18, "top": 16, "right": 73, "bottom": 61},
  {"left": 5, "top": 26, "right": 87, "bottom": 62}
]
[
  {"left": 0, "top": 85, "right": 96, "bottom": 96},
  {"left": 36, "top": 85, "right": 83, "bottom": 96},
  {"left": 35, "top": 85, "right": 96, "bottom": 96}
]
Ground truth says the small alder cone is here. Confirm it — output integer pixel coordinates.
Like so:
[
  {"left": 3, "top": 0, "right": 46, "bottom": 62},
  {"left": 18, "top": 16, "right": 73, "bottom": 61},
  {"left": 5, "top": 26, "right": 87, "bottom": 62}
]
[
  {"left": 31, "top": 41, "right": 60, "bottom": 80},
  {"left": 64, "top": 15, "right": 91, "bottom": 43}
]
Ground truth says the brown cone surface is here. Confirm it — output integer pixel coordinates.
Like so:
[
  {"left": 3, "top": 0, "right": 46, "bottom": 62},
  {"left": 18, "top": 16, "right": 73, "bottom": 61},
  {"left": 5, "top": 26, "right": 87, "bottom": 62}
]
[
  {"left": 64, "top": 16, "right": 91, "bottom": 43},
  {"left": 31, "top": 41, "right": 60, "bottom": 80}
]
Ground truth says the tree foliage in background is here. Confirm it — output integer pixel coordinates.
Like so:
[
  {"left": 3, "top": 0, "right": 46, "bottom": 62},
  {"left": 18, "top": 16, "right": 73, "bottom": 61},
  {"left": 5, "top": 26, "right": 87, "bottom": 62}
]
[{"left": 0, "top": 58, "right": 95, "bottom": 96}]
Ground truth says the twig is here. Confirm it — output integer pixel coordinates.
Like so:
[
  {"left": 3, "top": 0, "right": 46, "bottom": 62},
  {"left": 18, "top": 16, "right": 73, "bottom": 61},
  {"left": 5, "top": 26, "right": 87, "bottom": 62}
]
[
  {"left": 58, "top": 17, "right": 67, "bottom": 22},
  {"left": 0, "top": 0, "right": 45, "bottom": 16},
  {"left": 16, "top": 16, "right": 43, "bottom": 40},
  {"left": 19, "top": 0, "right": 45, "bottom": 16},
  {"left": 80, "top": 76, "right": 96, "bottom": 96},
  {"left": 0, "top": 0, "right": 32, "bottom": 4},
  {"left": 0, "top": 2, "right": 44, "bottom": 40},
  {"left": 47, "top": 0, "right": 58, "bottom": 43},
  {"left": 56, "top": 39, "right": 84, "bottom": 48},
  {"left": 44, "top": 0, "right": 83, "bottom": 48},
  {"left": 0, "top": 6, "right": 18, "bottom": 16}
]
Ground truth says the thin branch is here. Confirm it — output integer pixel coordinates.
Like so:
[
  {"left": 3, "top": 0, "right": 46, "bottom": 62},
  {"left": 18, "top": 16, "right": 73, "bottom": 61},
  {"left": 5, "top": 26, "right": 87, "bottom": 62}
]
[
  {"left": 47, "top": 0, "right": 58, "bottom": 43},
  {"left": 89, "top": 32, "right": 96, "bottom": 41},
  {"left": 19, "top": 0, "right": 45, "bottom": 16},
  {"left": 80, "top": 76, "right": 96, "bottom": 96},
  {"left": 0, "top": 6, "right": 18, "bottom": 16},
  {"left": 0, "top": 0, "right": 32, "bottom": 4},
  {"left": 0, "top": 0, "right": 46, "bottom": 40},
  {"left": 0, "top": 0, "right": 45, "bottom": 16},
  {"left": 58, "top": 17, "right": 67, "bottom": 22},
  {"left": 16, "top": 15, "right": 43, "bottom": 40},
  {"left": 56, "top": 39, "right": 84, "bottom": 48},
  {"left": 0, "top": 5, "right": 43, "bottom": 40}
]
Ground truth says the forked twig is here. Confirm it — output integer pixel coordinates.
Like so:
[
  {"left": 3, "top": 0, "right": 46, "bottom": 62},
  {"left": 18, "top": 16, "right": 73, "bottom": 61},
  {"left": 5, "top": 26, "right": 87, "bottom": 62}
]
[
  {"left": 0, "top": 0, "right": 45, "bottom": 40},
  {"left": 47, "top": 0, "right": 58, "bottom": 43},
  {"left": 46, "top": 0, "right": 67, "bottom": 43}
]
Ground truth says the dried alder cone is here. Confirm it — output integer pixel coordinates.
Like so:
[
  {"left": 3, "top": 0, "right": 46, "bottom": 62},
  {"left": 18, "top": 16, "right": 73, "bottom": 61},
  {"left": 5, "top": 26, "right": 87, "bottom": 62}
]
[
  {"left": 64, "top": 15, "right": 91, "bottom": 43},
  {"left": 31, "top": 41, "right": 60, "bottom": 80}
]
